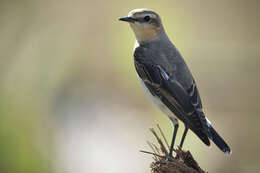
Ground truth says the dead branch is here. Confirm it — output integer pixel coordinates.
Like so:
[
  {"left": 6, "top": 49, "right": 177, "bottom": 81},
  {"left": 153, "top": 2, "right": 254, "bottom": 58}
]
[{"left": 142, "top": 125, "right": 207, "bottom": 173}]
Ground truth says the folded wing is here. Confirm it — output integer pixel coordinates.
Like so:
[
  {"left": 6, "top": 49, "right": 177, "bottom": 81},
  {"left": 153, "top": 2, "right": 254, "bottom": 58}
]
[{"left": 134, "top": 59, "right": 211, "bottom": 146}]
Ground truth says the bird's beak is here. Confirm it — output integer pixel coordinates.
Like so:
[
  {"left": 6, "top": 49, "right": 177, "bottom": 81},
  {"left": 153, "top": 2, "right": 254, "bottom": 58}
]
[{"left": 119, "top": 17, "right": 136, "bottom": 23}]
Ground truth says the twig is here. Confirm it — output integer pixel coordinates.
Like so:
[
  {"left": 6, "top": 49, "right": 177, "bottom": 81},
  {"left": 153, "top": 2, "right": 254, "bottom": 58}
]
[
  {"left": 147, "top": 141, "right": 159, "bottom": 161},
  {"left": 156, "top": 124, "right": 170, "bottom": 149},
  {"left": 139, "top": 150, "right": 165, "bottom": 158},
  {"left": 151, "top": 143, "right": 162, "bottom": 156},
  {"left": 144, "top": 125, "right": 207, "bottom": 173},
  {"left": 147, "top": 141, "right": 159, "bottom": 155},
  {"left": 149, "top": 128, "right": 168, "bottom": 155}
]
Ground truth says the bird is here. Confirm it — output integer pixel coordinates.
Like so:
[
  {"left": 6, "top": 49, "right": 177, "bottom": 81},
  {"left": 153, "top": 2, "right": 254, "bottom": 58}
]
[{"left": 119, "top": 8, "right": 231, "bottom": 157}]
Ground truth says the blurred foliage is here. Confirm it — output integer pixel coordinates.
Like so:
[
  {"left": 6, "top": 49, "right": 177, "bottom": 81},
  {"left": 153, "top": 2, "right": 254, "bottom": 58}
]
[{"left": 0, "top": 0, "right": 259, "bottom": 173}]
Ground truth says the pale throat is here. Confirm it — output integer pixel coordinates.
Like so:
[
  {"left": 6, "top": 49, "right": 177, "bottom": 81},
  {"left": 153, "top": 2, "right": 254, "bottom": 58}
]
[{"left": 130, "top": 24, "right": 162, "bottom": 43}]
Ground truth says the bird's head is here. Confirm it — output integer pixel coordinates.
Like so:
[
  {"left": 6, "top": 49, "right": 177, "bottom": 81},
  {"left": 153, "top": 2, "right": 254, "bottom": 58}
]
[{"left": 119, "top": 9, "right": 164, "bottom": 43}]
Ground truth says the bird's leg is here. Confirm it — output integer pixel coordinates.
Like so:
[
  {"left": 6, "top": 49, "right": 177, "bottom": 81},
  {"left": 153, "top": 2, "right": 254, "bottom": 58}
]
[
  {"left": 169, "top": 117, "right": 179, "bottom": 157},
  {"left": 179, "top": 126, "right": 188, "bottom": 149}
]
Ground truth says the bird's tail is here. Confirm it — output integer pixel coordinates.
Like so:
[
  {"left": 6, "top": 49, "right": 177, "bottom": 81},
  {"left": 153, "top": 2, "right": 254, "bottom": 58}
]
[{"left": 208, "top": 125, "right": 231, "bottom": 155}]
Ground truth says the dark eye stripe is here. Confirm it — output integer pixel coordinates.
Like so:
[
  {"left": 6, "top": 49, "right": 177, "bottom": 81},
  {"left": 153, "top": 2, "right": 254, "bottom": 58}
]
[{"left": 144, "top": 15, "right": 150, "bottom": 22}]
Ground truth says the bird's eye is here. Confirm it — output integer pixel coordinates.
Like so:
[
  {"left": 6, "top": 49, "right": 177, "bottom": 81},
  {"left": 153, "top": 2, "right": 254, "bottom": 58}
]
[{"left": 144, "top": 15, "right": 150, "bottom": 22}]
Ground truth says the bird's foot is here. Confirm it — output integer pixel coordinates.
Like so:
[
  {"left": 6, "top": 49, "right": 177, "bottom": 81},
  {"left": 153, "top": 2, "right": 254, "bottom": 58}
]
[{"left": 165, "top": 152, "right": 177, "bottom": 161}]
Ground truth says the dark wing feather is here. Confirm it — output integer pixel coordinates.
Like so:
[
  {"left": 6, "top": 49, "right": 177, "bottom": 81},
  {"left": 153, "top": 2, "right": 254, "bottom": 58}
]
[{"left": 134, "top": 60, "right": 210, "bottom": 146}]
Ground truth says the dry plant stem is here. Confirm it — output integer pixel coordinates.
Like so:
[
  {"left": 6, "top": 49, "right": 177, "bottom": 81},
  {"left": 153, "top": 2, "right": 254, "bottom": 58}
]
[
  {"left": 152, "top": 143, "right": 162, "bottom": 156},
  {"left": 149, "top": 128, "right": 169, "bottom": 155},
  {"left": 147, "top": 141, "right": 159, "bottom": 155},
  {"left": 139, "top": 150, "right": 164, "bottom": 158},
  {"left": 143, "top": 125, "right": 207, "bottom": 173},
  {"left": 156, "top": 124, "right": 170, "bottom": 149},
  {"left": 147, "top": 141, "right": 160, "bottom": 161}
]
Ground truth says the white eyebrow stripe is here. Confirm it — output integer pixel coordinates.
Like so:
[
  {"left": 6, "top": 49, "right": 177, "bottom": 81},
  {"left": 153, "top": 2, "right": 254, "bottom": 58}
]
[{"left": 131, "top": 13, "right": 157, "bottom": 19}]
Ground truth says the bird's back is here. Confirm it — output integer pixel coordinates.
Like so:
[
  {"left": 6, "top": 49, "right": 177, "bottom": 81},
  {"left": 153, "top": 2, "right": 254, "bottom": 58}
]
[{"left": 134, "top": 38, "right": 195, "bottom": 91}]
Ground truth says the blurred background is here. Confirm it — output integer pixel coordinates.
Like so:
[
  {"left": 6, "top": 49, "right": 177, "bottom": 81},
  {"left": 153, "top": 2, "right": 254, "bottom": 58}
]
[{"left": 0, "top": 0, "right": 259, "bottom": 172}]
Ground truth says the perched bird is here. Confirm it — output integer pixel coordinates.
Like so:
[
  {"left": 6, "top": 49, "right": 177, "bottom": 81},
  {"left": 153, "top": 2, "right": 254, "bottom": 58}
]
[{"left": 119, "top": 8, "right": 231, "bottom": 156}]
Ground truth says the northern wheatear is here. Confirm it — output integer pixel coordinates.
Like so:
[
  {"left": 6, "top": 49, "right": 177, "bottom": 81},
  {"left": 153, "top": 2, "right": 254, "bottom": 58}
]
[{"left": 119, "top": 9, "right": 231, "bottom": 157}]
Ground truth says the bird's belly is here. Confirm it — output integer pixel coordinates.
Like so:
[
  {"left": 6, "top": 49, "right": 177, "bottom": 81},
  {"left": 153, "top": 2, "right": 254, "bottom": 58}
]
[{"left": 139, "top": 78, "right": 176, "bottom": 119}]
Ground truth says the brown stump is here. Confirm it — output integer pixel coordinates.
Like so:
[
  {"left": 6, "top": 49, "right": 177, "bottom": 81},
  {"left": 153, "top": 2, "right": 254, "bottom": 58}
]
[{"left": 141, "top": 125, "right": 207, "bottom": 173}]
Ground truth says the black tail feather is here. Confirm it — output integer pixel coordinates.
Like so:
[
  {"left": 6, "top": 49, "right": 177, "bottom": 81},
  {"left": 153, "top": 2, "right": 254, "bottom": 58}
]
[
  {"left": 193, "top": 129, "right": 210, "bottom": 146},
  {"left": 208, "top": 125, "right": 231, "bottom": 155}
]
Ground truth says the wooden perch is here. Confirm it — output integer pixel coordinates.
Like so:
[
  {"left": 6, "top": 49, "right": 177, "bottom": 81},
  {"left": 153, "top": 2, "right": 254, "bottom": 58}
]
[{"left": 141, "top": 125, "right": 207, "bottom": 173}]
